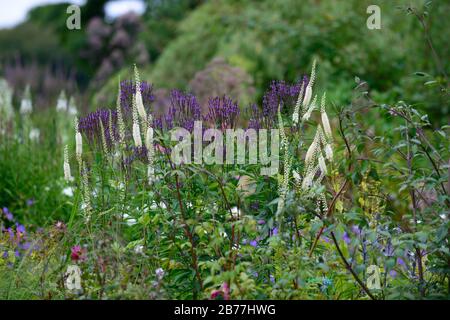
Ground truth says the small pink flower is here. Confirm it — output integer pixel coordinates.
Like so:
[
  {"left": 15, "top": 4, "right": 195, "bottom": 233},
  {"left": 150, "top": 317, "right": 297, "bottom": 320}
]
[
  {"left": 70, "top": 245, "right": 87, "bottom": 262},
  {"left": 210, "top": 282, "right": 230, "bottom": 300}
]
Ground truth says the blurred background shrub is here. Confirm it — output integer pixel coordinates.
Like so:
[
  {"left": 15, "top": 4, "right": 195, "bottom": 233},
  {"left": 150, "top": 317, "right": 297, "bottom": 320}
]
[{"left": 0, "top": 0, "right": 448, "bottom": 120}]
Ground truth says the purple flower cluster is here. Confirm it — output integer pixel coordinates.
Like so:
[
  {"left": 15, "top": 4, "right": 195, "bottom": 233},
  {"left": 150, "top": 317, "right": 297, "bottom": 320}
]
[
  {"left": 2, "top": 207, "right": 14, "bottom": 222},
  {"left": 168, "top": 89, "right": 201, "bottom": 132},
  {"left": 78, "top": 109, "right": 118, "bottom": 148},
  {"left": 204, "top": 96, "right": 240, "bottom": 130},
  {"left": 1, "top": 223, "right": 31, "bottom": 260},
  {"left": 120, "top": 80, "right": 154, "bottom": 115},
  {"left": 123, "top": 145, "right": 149, "bottom": 167},
  {"left": 250, "top": 77, "right": 308, "bottom": 128}
]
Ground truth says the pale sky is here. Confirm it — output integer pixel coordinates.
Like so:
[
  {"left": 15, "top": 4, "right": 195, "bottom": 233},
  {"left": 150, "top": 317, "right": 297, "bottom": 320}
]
[{"left": 0, "top": 0, "right": 146, "bottom": 29}]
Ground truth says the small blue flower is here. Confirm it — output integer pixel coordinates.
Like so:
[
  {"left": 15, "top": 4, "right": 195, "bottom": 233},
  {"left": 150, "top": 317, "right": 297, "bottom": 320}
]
[
  {"left": 2, "top": 207, "right": 14, "bottom": 221},
  {"left": 343, "top": 232, "right": 351, "bottom": 244}
]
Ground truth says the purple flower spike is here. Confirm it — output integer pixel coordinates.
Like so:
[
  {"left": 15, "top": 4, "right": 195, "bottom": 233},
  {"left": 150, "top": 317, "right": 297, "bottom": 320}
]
[
  {"left": 343, "top": 232, "right": 351, "bottom": 245},
  {"left": 204, "top": 96, "right": 240, "bottom": 130}
]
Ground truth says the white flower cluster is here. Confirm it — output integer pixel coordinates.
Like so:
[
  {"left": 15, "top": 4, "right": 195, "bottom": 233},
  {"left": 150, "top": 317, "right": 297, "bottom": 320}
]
[
  {"left": 292, "top": 60, "right": 317, "bottom": 125},
  {"left": 20, "top": 85, "right": 33, "bottom": 115},
  {"left": 0, "top": 79, "right": 14, "bottom": 128}
]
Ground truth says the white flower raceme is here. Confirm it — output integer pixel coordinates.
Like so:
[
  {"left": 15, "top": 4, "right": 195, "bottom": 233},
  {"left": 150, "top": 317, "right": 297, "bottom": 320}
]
[
  {"left": 75, "top": 117, "right": 82, "bottom": 158},
  {"left": 302, "top": 84, "right": 312, "bottom": 108},
  {"left": 293, "top": 170, "right": 301, "bottom": 183},
  {"left": 301, "top": 95, "right": 317, "bottom": 122},
  {"left": 75, "top": 132, "right": 82, "bottom": 157},
  {"left": 301, "top": 60, "right": 316, "bottom": 116},
  {"left": 56, "top": 91, "right": 68, "bottom": 112},
  {"left": 116, "top": 80, "right": 126, "bottom": 143},
  {"left": 134, "top": 65, "right": 147, "bottom": 121},
  {"left": 132, "top": 94, "right": 142, "bottom": 147},
  {"left": 63, "top": 145, "right": 73, "bottom": 182},
  {"left": 20, "top": 86, "right": 33, "bottom": 115},
  {"left": 0, "top": 79, "right": 14, "bottom": 122},
  {"left": 302, "top": 165, "right": 318, "bottom": 190},
  {"left": 132, "top": 123, "right": 142, "bottom": 147},
  {"left": 99, "top": 120, "right": 108, "bottom": 154},
  {"left": 29, "top": 128, "right": 40, "bottom": 141},
  {"left": 320, "top": 93, "right": 332, "bottom": 141},
  {"left": 305, "top": 126, "right": 322, "bottom": 167},
  {"left": 81, "top": 163, "right": 92, "bottom": 220},
  {"left": 292, "top": 81, "right": 305, "bottom": 124},
  {"left": 318, "top": 153, "right": 327, "bottom": 174},
  {"left": 325, "top": 144, "right": 333, "bottom": 161}
]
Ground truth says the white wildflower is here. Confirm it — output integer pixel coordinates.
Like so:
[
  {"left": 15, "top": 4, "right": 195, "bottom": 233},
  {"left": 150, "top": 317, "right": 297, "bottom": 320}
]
[
  {"left": 134, "top": 65, "right": 147, "bottom": 121},
  {"left": 116, "top": 79, "right": 126, "bottom": 144},
  {"left": 0, "top": 79, "right": 14, "bottom": 122},
  {"left": 318, "top": 153, "right": 327, "bottom": 174},
  {"left": 155, "top": 268, "right": 165, "bottom": 280},
  {"left": 145, "top": 126, "right": 153, "bottom": 149},
  {"left": 123, "top": 213, "right": 137, "bottom": 226},
  {"left": 56, "top": 91, "right": 68, "bottom": 112},
  {"left": 325, "top": 144, "right": 333, "bottom": 161},
  {"left": 20, "top": 85, "right": 33, "bottom": 115},
  {"left": 292, "top": 81, "right": 305, "bottom": 124},
  {"left": 63, "top": 145, "right": 73, "bottom": 182},
  {"left": 302, "top": 165, "right": 318, "bottom": 190},
  {"left": 132, "top": 123, "right": 142, "bottom": 147},
  {"left": 75, "top": 131, "right": 82, "bottom": 158},
  {"left": 29, "top": 128, "right": 40, "bottom": 141},
  {"left": 230, "top": 206, "right": 241, "bottom": 219},
  {"left": 62, "top": 186, "right": 74, "bottom": 197},
  {"left": 305, "top": 127, "right": 321, "bottom": 166},
  {"left": 292, "top": 170, "right": 301, "bottom": 183},
  {"left": 320, "top": 93, "right": 332, "bottom": 141},
  {"left": 134, "top": 245, "right": 144, "bottom": 254},
  {"left": 132, "top": 95, "right": 142, "bottom": 147},
  {"left": 303, "top": 84, "right": 312, "bottom": 108},
  {"left": 301, "top": 94, "right": 317, "bottom": 121}
]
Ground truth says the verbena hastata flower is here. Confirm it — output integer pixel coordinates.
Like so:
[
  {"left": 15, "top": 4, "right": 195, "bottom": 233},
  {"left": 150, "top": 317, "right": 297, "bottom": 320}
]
[
  {"left": 63, "top": 145, "right": 73, "bottom": 182},
  {"left": 169, "top": 89, "right": 202, "bottom": 131},
  {"left": 78, "top": 109, "right": 117, "bottom": 150},
  {"left": 204, "top": 96, "right": 239, "bottom": 130},
  {"left": 132, "top": 94, "right": 143, "bottom": 147},
  {"left": 20, "top": 85, "right": 33, "bottom": 115}
]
